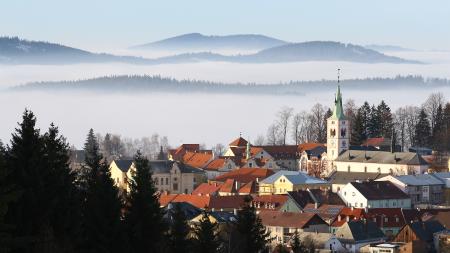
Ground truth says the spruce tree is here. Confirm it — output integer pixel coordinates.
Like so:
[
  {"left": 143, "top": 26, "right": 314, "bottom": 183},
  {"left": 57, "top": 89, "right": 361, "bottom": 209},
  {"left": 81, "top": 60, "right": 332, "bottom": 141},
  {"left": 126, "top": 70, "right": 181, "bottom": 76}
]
[
  {"left": 235, "top": 196, "right": 270, "bottom": 253},
  {"left": 367, "top": 104, "right": 381, "bottom": 137},
  {"left": 443, "top": 103, "right": 450, "bottom": 151},
  {"left": 377, "top": 100, "right": 393, "bottom": 137},
  {"left": 0, "top": 141, "right": 19, "bottom": 252},
  {"left": 41, "top": 124, "right": 82, "bottom": 252},
  {"left": 414, "top": 109, "right": 432, "bottom": 147},
  {"left": 4, "top": 110, "right": 46, "bottom": 251},
  {"left": 360, "top": 102, "right": 371, "bottom": 138},
  {"left": 351, "top": 108, "right": 366, "bottom": 145},
  {"left": 290, "top": 230, "right": 305, "bottom": 253},
  {"left": 432, "top": 104, "right": 445, "bottom": 151},
  {"left": 124, "top": 151, "right": 164, "bottom": 253},
  {"left": 193, "top": 211, "right": 220, "bottom": 253},
  {"left": 166, "top": 203, "right": 191, "bottom": 253},
  {"left": 81, "top": 129, "right": 124, "bottom": 253}
]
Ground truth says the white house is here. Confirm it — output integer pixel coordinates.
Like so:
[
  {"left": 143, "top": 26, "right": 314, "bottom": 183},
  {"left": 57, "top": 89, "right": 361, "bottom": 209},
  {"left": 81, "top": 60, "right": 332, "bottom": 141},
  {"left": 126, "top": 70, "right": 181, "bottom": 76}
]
[{"left": 338, "top": 181, "right": 411, "bottom": 209}]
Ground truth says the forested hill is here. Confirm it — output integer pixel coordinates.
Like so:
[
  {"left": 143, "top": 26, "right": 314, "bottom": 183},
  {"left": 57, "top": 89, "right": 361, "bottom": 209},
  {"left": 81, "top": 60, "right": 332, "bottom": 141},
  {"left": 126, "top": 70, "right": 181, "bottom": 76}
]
[{"left": 11, "top": 75, "right": 450, "bottom": 95}]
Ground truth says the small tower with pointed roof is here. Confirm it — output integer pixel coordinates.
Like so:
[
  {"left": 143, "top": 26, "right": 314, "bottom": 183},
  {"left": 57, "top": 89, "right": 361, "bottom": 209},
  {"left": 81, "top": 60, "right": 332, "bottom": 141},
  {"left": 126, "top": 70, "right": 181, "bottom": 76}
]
[{"left": 327, "top": 70, "right": 349, "bottom": 163}]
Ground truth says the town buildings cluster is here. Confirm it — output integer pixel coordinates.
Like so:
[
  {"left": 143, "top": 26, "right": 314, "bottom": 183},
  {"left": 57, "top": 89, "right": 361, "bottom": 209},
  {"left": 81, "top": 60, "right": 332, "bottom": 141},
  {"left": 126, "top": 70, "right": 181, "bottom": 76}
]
[{"left": 108, "top": 87, "right": 450, "bottom": 253}]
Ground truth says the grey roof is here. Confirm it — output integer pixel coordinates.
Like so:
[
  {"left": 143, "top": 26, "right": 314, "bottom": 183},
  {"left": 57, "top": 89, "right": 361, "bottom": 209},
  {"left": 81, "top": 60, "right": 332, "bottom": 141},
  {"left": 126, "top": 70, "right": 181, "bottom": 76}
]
[
  {"left": 328, "top": 171, "right": 387, "bottom": 185},
  {"left": 148, "top": 160, "right": 204, "bottom": 174},
  {"left": 260, "top": 170, "right": 328, "bottom": 185},
  {"left": 164, "top": 202, "right": 202, "bottom": 221},
  {"left": 410, "top": 220, "right": 446, "bottom": 242},
  {"left": 209, "top": 211, "right": 238, "bottom": 223},
  {"left": 351, "top": 181, "right": 409, "bottom": 200},
  {"left": 432, "top": 172, "right": 450, "bottom": 181},
  {"left": 335, "top": 150, "right": 429, "bottom": 166},
  {"left": 113, "top": 159, "right": 134, "bottom": 172},
  {"left": 393, "top": 174, "right": 444, "bottom": 186},
  {"left": 336, "top": 220, "right": 385, "bottom": 243}
]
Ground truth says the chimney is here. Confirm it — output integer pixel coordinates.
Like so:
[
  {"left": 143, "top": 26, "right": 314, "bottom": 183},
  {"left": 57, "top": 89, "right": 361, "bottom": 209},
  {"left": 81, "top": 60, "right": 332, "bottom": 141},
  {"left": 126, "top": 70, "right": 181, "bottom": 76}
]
[
  {"left": 233, "top": 208, "right": 238, "bottom": 216},
  {"left": 338, "top": 215, "right": 342, "bottom": 222},
  {"left": 314, "top": 202, "right": 319, "bottom": 209},
  {"left": 346, "top": 216, "right": 350, "bottom": 222},
  {"left": 256, "top": 177, "right": 259, "bottom": 183}
]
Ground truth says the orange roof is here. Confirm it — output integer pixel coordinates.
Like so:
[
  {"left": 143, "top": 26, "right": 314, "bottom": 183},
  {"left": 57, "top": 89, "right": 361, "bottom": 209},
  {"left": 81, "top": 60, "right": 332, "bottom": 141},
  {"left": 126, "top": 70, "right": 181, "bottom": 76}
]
[
  {"left": 238, "top": 181, "right": 256, "bottom": 194},
  {"left": 362, "top": 137, "right": 386, "bottom": 147},
  {"left": 331, "top": 207, "right": 366, "bottom": 227},
  {"left": 298, "top": 143, "right": 325, "bottom": 152},
  {"left": 192, "top": 182, "right": 222, "bottom": 195},
  {"left": 219, "top": 179, "right": 237, "bottom": 193},
  {"left": 169, "top": 144, "right": 201, "bottom": 160},
  {"left": 229, "top": 137, "right": 248, "bottom": 147},
  {"left": 252, "top": 194, "right": 289, "bottom": 211},
  {"left": 159, "top": 194, "right": 246, "bottom": 209},
  {"left": 182, "top": 151, "right": 213, "bottom": 168},
  {"left": 214, "top": 168, "right": 275, "bottom": 183},
  {"left": 205, "top": 158, "right": 226, "bottom": 171}
]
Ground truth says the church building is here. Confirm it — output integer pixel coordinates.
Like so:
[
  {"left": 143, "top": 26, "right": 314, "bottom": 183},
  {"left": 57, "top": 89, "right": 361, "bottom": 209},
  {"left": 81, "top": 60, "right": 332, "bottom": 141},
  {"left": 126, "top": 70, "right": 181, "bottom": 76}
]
[{"left": 322, "top": 86, "right": 429, "bottom": 177}]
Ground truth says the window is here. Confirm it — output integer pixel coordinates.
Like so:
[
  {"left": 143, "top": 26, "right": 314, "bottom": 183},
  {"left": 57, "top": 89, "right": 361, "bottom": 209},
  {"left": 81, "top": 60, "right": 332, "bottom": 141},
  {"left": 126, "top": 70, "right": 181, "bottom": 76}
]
[
  {"left": 384, "top": 217, "right": 388, "bottom": 223},
  {"left": 173, "top": 183, "right": 178, "bottom": 191},
  {"left": 166, "top": 178, "right": 169, "bottom": 185},
  {"left": 249, "top": 162, "right": 253, "bottom": 168},
  {"left": 360, "top": 203, "right": 363, "bottom": 207},
  {"left": 160, "top": 178, "right": 164, "bottom": 185},
  {"left": 348, "top": 166, "right": 351, "bottom": 172},
  {"left": 155, "top": 178, "right": 159, "bottom": 185},
  {"left": 364, "top": 166, "right": 367, "bottom": 173},
  {"left": 377, "top": 167, "right": 381, "bottom": 173}
]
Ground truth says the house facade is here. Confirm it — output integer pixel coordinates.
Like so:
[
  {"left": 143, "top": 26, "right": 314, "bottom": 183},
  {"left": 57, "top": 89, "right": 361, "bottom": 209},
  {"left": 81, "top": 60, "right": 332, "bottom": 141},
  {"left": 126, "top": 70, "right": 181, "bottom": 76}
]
[
  {"left": 338, "top": 181, "right": 411, "bottom": 209},
  {"left": 258, "top": 170, "right": 330, "bottom": 195},
  {"left": 377, "top": 174, "right": 444, "bottom": 207}
]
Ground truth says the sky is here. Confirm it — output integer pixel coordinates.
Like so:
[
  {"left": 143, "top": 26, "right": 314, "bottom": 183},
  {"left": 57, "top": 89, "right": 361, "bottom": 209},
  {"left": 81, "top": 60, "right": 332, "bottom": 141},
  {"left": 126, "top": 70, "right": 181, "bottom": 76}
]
[{"left": 1, "top": 0, "right": 449, "bottom": 52}]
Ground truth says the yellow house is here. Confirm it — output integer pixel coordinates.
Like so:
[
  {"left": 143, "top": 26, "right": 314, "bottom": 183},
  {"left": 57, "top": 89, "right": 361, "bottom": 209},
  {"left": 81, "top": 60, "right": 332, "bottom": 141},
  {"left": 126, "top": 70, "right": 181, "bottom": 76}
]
[
  {"left": 109, "top": 159, "right": 135, "bottom": 192},
  {"left": 259, "top": 170, "right": 330, "bottom": 195}
]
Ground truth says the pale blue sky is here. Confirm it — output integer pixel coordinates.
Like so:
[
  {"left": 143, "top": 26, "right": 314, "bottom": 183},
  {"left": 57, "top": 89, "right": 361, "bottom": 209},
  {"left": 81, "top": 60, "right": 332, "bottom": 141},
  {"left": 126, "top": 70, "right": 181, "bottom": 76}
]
[{"left": 1, "top": 0, "right": 449, "bottom": 51}]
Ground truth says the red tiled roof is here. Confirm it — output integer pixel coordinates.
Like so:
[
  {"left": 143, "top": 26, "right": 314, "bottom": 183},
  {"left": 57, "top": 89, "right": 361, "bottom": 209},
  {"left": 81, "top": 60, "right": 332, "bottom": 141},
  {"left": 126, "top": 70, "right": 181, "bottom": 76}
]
[
  {"left": 214, "top": 168, "right": 275, "bottom": 183},
  {"left": 205, "top": 158, "right": 226, "bottom": 171},
  {"left": 238, "top": 181, "right": 256, "bottom": 194},
  {"left": 365, "top": 208, "right": 406, "bottom": 228},
  {"left": 362, "top": 137, "right": 386, "bottom": 147},
  {"left": 298, "top": 143, "right": 325, "bottom": 152},
  {"left": 169, "top": 144, "right": 201, "bottom": 160},
  {"left": 219, "top": 179, "right": 237, "bottom": 193},
  {"left": 160, "top": 194, "right": 247, "bottom": 210},
  {"left": 259, "top": 211, "right": 324, "bottom": 229},
  {"left": 192, "top": 182, "right": 222, "bottom": 196},
  {"left": 331, "top": 207, "right": 365, "bottom": 227},
  {"left": 229, "top": 137, "right": 248, "bottom": 147},
  {"left": 182, "top": 151, "right": 213, "bottom": 168},
  {"left": 252, "top": 194, "right": 289, "bottom": 211}
]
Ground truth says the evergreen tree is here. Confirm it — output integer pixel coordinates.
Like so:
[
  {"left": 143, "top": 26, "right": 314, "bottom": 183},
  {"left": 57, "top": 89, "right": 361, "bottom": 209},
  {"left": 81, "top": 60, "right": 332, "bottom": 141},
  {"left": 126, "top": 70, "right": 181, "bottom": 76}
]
[
  {"left": 351, "top": 108, "right": 366, "bottom": 145},
  {"left": 192, "top": 211, "right": 220, "bottom": 253},
  {"left": 414, "top": 109, "right": 432, "bottom": 147},
  {"left": 367, "top": 104, "right": 381, "bottom": 137},
  {"left": 166, "top": 203, "right": 191, "bottom": 253},
  {"left": 81, "top": 129, "right": 124, "bottom": 253},
  {"left": 360, "top": 102, "right": 371, "bottom": 140},
  {"left": 124, "top": 151, "right": 164, "bottom": 253},
  {"left": 4, "top": 110, "right": 46, "bottom": 252},
  {"left": 40, "top": 124, "right": 82, "bottom": 252},
  {"left": 290, "top": 230, "right": 305, "bottom": 253},
  {"left": 432, "top": 104, "right": 445, "bottom": 151},
  {"left": 274, "top": 244, "right": 289, "bottom": 253},
  {"left": 443, "top": 103, "right": 450, "bottom": 151},
  {"left": 377, "top": 100, "right": 393, "bottom": 137},
  {"left": 235, "top": 196, "right": 270, "bottom": 253},
  {"left": 0, "top": 140, "right": 19, "bottom": 252}
]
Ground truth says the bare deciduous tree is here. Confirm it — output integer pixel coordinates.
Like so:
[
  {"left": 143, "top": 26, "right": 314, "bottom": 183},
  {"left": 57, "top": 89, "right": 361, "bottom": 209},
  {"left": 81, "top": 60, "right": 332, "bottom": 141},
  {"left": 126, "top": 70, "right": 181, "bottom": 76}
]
[
  {"left": 254, "top": 134, "right": 265, "bottom": 146},
  {"left": 423, "top": 92, "right": 445, "bottom": 130},
  {"left": 266, "top": 123, "right": 281, "bottom": 145},
  {"left": 276, "top": 106, "right": 294, "bottom": 145}
]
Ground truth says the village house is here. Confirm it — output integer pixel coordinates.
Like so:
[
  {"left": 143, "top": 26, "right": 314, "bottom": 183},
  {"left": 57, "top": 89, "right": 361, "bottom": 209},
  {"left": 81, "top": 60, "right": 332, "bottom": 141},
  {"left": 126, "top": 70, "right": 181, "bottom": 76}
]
[
  {"left": 159, "top": 193, "right": 247, "bottom": 212},
  {"left": 259, "top": 211, "right": 329, "bottom": 246},
  {"left": 327, "top": 171, "right": 387, "bottom": 193},
  {"left": 202, "top": 157, "right": 237, "bottom": 179},
  {"left": 364, "top": 208, "right": 406, "bottom": 240},
  {"left": 432, "top": 172, "right": 450, "bottom": 205},
  {"left": 330, "top": 207, "right": 366, "bottom": 234},
  {"left": 109, "top": 159, "right": 135, "bottom": 191},
  {"left": 338, "top": 181, "right": 411, "bottom": 209},
  {"left": 393, "top": 220, "right": 446, "bottom": 253},
  {"left": 258, "top": 170, "right": 330, "bottom": 195},
  {"left": 376, "top": 174, "right": 445, "bottom": 207},
  {"left": 329, "top": 220, "right": 385, "bottom": 253}
]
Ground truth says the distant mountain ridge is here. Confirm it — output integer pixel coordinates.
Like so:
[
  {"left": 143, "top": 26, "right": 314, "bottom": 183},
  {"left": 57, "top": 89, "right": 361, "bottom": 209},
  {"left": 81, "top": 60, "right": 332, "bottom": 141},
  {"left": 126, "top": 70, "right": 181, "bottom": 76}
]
[
  {"left": 365, "top": 44, "right": 416, "bottom": 52},
  {"left": 11, "top": 75, "right": 448, "bottom": 95},
  {"left": 0, "top": 36, "right": 421, "bottom": 65},
  {"left": 132, "top": 33, "right": 288, "bottom": 51}
]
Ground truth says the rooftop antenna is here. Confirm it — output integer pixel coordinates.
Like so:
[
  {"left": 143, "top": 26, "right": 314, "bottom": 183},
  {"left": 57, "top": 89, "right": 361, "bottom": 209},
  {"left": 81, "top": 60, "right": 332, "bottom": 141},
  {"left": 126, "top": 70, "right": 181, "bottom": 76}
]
[{"left": 239, "top": 132, "right": 242, "bottom": 138}]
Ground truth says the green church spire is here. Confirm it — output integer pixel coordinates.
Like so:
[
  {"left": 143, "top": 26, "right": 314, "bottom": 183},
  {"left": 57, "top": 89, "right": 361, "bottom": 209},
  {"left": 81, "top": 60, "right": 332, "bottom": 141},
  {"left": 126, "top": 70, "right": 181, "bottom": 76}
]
[{"left": 331, "top": 70, "right": 346, "bottom": 120}]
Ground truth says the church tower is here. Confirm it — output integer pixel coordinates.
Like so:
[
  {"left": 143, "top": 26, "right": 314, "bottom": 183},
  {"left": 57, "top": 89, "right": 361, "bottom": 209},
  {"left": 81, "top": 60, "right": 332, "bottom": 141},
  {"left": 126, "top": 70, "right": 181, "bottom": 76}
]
[{"left": 327, "top": 84, "right": 349, "bottom": 161}]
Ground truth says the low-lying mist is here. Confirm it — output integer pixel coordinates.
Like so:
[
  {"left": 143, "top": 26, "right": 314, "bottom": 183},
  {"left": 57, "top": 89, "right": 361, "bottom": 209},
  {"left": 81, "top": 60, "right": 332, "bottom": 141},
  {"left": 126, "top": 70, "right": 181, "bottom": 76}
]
[{"left": 1, "top": 87, "right": 449, "bottom": 149}]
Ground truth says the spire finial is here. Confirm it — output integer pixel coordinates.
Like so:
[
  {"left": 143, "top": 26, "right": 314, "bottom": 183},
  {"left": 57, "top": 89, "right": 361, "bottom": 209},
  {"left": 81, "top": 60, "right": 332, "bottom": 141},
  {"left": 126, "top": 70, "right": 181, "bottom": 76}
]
[
  {"left": 337, "top": 68, "right": 341, "bottom": 84},
  {"left": 239, "top": 132, "right": 242, "bottom": 138}
]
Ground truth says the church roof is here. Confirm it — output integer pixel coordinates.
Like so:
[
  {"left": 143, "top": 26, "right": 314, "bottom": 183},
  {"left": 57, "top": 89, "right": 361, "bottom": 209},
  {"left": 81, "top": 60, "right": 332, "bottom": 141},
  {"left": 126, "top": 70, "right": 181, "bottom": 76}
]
[
  {"left": 229, "top": 137, "right": 248, "bottom": 147},
  {"left": 330, "top": 85, "right": 346, "bottom": 120},
  {"left": 335, "top": 150, "right": 429, "bottom": 166}
]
